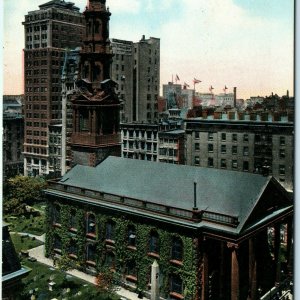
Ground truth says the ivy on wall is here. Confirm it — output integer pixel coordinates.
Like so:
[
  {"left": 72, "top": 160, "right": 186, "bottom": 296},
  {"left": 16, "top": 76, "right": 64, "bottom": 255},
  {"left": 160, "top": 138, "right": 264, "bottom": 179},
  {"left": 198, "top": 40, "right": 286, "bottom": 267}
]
[{"left": 45, "top": 201, "right": 198, "bottom": 299}]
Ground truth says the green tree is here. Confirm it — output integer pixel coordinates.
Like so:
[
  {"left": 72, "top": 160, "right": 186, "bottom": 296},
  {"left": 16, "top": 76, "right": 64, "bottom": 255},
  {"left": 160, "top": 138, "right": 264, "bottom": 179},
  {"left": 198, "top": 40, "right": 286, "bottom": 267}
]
[
  {"left": 3, "top": 175, "right": 47, "bottom": 215},
  {"left": 95, "top": 269, "right": 120, "bottom": 298}
]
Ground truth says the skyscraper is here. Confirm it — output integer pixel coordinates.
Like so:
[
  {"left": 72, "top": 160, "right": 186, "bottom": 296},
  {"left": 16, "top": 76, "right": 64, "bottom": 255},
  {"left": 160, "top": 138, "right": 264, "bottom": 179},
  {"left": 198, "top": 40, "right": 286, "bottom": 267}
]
[
  {"left": 22, "top": 0, "right": 84, "bottom": 176},
  {"left": 111, "top": 36, "right": 160, "bottom": 123}
]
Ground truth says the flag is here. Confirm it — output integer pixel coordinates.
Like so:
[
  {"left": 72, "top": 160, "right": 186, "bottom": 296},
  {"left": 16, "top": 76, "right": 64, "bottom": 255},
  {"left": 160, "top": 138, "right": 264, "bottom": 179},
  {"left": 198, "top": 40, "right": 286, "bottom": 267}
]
[
  {"left": 184, "top": 82, "right": 190, "bottom": 87},
  {"left": 209, "top": 85, "right": 214, "bottom": 92},
  {"left": 175, "top": 74, "right": 180, "bottom": 81},
  {"left": 223, "top": 85, "right": 228, "bottom": 92},
  {"left": 193, "top": 78, "right": 201, "bottom": 84}
]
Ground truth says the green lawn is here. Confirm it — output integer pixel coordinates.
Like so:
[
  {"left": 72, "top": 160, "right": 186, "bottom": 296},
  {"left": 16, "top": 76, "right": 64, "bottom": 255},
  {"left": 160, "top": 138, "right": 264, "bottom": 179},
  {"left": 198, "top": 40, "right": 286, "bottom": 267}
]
[
  {"left": 4, "top": 213, "right": 46, "bottom": 236},
  {"left": 10, "top": 233, "right": 44, "bottom": 253},
  {"left": 19, "top": 260, "right": 120, "bottom": 299}
]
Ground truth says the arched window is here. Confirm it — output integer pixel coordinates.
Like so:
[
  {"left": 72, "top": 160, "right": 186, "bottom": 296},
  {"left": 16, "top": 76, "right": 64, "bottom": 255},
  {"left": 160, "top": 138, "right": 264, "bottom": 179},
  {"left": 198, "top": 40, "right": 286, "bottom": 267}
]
[
  {"left": 53, "top": 204, "right": 61, "bottom": 224},
  {"left": 171, "top": 236, "right": 183, "bottom": 261},
  {"left": 149, "top": 230, "right": 159, "bottom": 254},
  {"left": 128, "top": 225, "right": 136, "bottom": 247},
  {"left": 86, "top": 213, "right": 96, "bottom": 235},
  {"left": 79, "top": 109, "right": 89, "bottom": 132},
  {"left": 170, "top": 274, "right": 183, "bottom": 296},
  {"left": 68, "top": 239, "right": 77, "bottom": 257},
  {"left": 93, "top": 63, "right": 101, "bottom": 81},
  {"left": 69, "top": 208, "right": 76, "bottom": 229},
  {"left": 86, "top": 243, "right": 96, "bottom": 262},
  {"left": 105, "top": 252, "right": 115, "bottom": 269},
  {"left": 54, "top": 234, "right": 62, "bottom": 252},
  {"left": 126, "top": 260, "right": 137, "bottom": 278},
  {"left": 94, "top": 19, "right": 100, "bottom": 33},
  {"left": 83, "top": 62, "right": 89, "bottom": 79},
  {"left": 106, "top": 221, "right": 115, "bottom": 241}
]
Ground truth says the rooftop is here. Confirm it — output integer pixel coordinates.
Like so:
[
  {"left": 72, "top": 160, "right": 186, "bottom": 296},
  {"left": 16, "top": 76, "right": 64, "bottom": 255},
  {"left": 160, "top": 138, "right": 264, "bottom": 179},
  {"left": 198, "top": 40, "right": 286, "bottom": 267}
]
[{"left": 47, "top": 156, "right": 292, "bottom": 236}]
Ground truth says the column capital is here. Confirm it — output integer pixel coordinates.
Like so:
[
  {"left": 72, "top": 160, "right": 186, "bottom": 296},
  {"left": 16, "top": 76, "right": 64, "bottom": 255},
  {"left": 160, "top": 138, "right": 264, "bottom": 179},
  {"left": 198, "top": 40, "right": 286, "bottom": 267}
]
[{"left": 227, "top": 242, "right": 239, "bottom": 250}]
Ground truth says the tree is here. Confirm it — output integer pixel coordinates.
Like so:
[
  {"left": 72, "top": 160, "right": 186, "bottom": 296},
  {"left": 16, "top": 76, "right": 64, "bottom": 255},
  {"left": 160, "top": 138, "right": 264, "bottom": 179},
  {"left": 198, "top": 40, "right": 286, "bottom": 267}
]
[
  {"left": 3, "top": 175, "right": 47, "bottom": 215},
  {"left": 95, "top": 269, "right": 120, "bottom": 298}
]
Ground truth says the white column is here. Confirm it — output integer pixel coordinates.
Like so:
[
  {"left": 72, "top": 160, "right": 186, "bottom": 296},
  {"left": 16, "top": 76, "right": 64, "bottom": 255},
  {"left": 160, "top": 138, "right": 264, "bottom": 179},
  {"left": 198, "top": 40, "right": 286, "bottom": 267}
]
[{"left": 151, "top": 260, "right": 160, "bottom": 300}]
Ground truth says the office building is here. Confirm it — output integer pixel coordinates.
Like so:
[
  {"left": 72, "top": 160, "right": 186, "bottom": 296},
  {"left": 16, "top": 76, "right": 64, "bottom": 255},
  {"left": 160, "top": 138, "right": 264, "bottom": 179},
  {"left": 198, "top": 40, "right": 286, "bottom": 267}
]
[
  {"left": 3, "top": 96, "right": 24, "bottom": 179},
  {"left": 185, "top": 115, "right": 294, "bottom": 192},
  {"left": 111, "top": 36, "right": 160, "bottom": 123},
  {"left": 22, "top": 0, "right": 84, "bottom": 176},
  {"left": 121, "top": 121, "right": 181, "bottom": 162}
]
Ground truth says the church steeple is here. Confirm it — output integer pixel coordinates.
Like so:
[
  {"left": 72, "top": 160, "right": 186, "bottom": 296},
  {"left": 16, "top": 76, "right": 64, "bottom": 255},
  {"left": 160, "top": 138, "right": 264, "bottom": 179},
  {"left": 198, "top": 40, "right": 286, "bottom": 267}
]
[
  {"left": 80, "top": 0, "right": 112, "bottom": 87},
  {"left": 70, "top": 0, "right": 121, "bottom": 167}
]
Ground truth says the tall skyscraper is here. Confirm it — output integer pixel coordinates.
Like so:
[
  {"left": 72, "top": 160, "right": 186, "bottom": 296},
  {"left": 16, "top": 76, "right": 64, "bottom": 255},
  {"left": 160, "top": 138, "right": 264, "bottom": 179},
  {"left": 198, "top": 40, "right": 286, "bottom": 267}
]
[
  {"left": 111, "top": 36, "right": 160, "bottom": 123},
  {"left": 22, "top": 0, "right": 84, "bottom": 176},
  {"left": 70, "top": 0, "right": 121, "bottom": 167},
  {"left": 133, "top": 36, "right": 160, "bottom": 123}
]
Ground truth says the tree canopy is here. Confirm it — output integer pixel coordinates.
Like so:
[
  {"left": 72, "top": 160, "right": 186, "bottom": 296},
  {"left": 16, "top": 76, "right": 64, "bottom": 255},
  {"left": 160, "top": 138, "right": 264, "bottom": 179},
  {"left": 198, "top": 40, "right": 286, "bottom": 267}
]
[{"left": 3, "top": 176, "right": 47, "bottom": 215}]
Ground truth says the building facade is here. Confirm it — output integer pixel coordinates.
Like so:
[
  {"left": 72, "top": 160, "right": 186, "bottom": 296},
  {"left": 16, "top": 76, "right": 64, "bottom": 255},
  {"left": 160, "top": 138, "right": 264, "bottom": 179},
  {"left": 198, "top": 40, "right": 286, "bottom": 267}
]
[
  {"left": 185, "top": 117, "right": 294, "bottom": 192},
  {"left": 121, "top": 122, "right": 182, "bottom": 162},
  {"left": 45, "top": 156, "right": 293, "bottom": 300},
  {"left": 158, "top": 130, "right": 185, "bottom": 164},
  {"left": 133, "top": 36, "right": 160, "bottom": 123},
  {"left": 110, "top": 36, "right": 160, "bottom": 123},
  {"left": 3, "top": 110, "right": 24, "bottom": 179},
  {"left": 111, "top": 39, "right": 134, "bottom": 123},
  {"left": 22, "top": 0, "right": 84, "bottom": 176}
]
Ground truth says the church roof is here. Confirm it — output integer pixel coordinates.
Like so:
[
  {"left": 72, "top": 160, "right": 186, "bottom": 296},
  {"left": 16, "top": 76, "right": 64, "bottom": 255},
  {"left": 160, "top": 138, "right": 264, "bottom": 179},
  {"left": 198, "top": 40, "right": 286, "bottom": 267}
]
[{"left": 49, "top": 156, "right": 292, "bottom": 237}]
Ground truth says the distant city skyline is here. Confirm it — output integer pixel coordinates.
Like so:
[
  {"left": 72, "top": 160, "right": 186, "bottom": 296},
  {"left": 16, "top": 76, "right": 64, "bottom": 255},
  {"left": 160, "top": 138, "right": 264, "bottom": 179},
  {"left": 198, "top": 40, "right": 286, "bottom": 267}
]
[{"left": 3, "top": 0, "right": 294, "bottom": 99}]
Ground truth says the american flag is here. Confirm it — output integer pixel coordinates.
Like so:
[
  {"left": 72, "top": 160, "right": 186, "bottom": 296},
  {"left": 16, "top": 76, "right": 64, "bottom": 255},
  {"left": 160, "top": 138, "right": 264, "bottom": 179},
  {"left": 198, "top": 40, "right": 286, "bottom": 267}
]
[
  {"left": 223, "top": 85, "right": 228, "bottom": 93},
  {"left": 175, "top": 74, "right": 180, "bottom": 81},
  {"left": 209, "top": 85, "right": 214, "bottom": 92},
  {"left": 193, "top": 78, "right": 201, "bottom": 84}
]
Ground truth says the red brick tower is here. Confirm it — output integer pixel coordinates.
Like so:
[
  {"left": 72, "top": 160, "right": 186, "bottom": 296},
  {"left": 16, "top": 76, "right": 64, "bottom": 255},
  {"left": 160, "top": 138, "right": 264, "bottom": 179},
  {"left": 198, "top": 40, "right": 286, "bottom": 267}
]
[
  {"left": 80, "top": 0, "right": 112, "bottom": 87},
  {"left": 71, "top": 0, "right": 121, "bottom": 167}
]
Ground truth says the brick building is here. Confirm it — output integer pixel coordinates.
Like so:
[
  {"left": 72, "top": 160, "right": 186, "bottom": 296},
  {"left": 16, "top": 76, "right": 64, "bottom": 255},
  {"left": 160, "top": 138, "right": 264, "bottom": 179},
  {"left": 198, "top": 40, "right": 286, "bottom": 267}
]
[
  {"left": 45, "top": 156, "right": 293, "bottom": 300},
  {"left": 185, "top": 116, "right": 294, "bottom": 192},
  {"left": 22, "top": 0, "right": 84, "bottom": 176}
]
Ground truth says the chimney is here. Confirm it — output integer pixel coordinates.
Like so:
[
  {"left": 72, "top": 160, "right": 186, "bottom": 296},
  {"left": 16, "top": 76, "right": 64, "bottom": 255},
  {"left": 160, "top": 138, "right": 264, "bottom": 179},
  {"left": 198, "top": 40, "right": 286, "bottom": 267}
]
[
  {"left": 192, "top": 182, "right": 202, "bottom": 221},
  {"left": 287, "top": 90, "right": 289, "bottom": 98},
  {"left": 193, "top": 182, "right": 198, "bottom": 210},
  {"left": 233, "top": 87, "right": 237, "bottom": 108}
]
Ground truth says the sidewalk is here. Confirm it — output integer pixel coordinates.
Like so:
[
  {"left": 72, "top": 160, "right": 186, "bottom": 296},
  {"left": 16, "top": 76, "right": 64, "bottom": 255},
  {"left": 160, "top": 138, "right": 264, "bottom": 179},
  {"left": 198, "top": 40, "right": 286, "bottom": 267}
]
[{"left": 26, "top": 237, "right": 142, "bottom": 300}]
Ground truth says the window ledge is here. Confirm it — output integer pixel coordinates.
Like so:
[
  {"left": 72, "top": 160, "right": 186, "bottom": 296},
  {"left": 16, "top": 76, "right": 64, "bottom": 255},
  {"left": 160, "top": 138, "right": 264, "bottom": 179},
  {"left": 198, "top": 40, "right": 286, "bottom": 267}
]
[
  {"left": 126, "top": 275, "right": 137, "bottom": 283},
  {"left": 68, "top": 254, "right": 77, "bottom": 260},
  {"left": 69, "top": 227, "right": 77, "bottom": 233},
  {"left": 105, "top": 239, "right": 115, "bottom": 245},
  {"left": 53, "top": 223, "right": 61, "bottom": 228},
  {"left": 170, "top": 292, "right": 184, "bottom": 300},
  {"left": 170, "top": 259, "right": 183, "bottom": 266},
  {"left": 54, "top": 248, "right": 62, "bottom": 254},
  {"left": 86, "top": 260, "right": 96, "bottom": 267},
  {"left": 148, "top": 252, "right": 160, "bottom": 259},
  {"left": 127, "top": 245, "right": 137, "bottom": 251},
  {"left": 86, "top": 233, "right": 96, "bottom": 239}
]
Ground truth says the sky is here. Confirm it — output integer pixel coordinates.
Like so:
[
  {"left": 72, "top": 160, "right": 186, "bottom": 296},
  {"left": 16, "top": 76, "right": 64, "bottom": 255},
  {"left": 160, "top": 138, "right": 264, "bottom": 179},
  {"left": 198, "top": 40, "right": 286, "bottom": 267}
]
[{"left": 2, "top": 0, "right": 294, "bottom": 99}]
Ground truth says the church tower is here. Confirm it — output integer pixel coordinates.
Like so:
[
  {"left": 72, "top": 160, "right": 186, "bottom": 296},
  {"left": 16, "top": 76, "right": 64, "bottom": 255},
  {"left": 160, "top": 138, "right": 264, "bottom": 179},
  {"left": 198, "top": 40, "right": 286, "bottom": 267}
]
[
  {"left": 70, "top": 0, "right": 121, "bottom": 167},
  {"left": 80, "top": 0, "right": 113, "bottom": 87}
]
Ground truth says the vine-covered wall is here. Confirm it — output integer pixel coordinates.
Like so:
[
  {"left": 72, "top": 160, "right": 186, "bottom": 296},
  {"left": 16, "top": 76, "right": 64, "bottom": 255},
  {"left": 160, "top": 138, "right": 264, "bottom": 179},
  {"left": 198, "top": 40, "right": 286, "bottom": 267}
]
[{"left": 45, "top": 199, "right": 198, "bottom": 299}]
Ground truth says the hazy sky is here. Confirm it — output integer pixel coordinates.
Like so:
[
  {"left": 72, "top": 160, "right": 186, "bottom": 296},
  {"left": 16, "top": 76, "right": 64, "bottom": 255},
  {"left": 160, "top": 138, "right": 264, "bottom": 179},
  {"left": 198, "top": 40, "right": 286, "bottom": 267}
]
[{"left": 3, "top": 0, "right": 294, "bottom": 99}]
